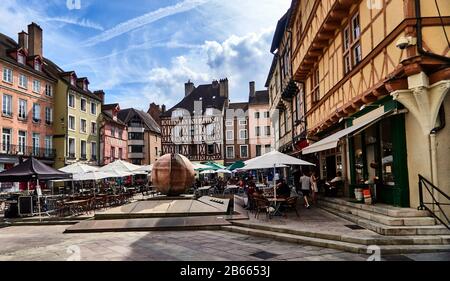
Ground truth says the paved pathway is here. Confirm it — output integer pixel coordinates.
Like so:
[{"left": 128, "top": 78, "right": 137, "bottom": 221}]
[
  {"left": 0, "top": 225, "right": 448, "bottom": 261},
  {"left": 0, "top": 225, "right": 371, "bottom": 261}
]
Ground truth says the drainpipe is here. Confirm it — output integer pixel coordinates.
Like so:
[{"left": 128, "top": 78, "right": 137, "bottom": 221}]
[{"left": 415, "top": 0, "right": 450, "bottom": 63}]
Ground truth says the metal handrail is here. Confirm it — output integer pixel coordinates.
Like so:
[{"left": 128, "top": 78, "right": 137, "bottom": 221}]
[{"left": 418, "top": 174, "right": 450, "bottom": 230}]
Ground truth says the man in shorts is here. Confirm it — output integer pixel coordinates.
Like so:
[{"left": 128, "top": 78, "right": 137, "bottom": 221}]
[{"left": 299, "top": 171, "right": 312, "bottom": 209}]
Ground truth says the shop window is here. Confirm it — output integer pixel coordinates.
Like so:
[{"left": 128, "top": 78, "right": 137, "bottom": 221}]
[{"left": 381, "top": 119, "right": 394, "bottom": 186}]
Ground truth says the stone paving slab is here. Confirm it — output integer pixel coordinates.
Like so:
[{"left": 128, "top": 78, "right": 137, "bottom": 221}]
[
  {"left": 0, "top": 225, "right": 447, "bottom": 261},
  {"left": 65, "top": 216, "right": 232, "bottom": 233}
]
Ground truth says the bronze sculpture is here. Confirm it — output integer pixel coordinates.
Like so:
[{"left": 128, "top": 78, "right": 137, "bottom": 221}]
[{"left": 152, "top": 154, "right": 195, "bottom": 196}]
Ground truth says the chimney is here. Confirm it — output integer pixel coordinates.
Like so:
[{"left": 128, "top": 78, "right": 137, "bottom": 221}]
[
  {"left": 94, "top": 90, "right": 105, "bottom": 104},
  {"left": 219, "top": 78, "right": 229, "bottom": 98},
  {"left": 249, "top": 81, "right": 256, "bottom": 97},
  {"left": 28, "top": 22, "right": 43, "bottom": 57},
  {"left": 148, "top": 102, "right": 162, "bottom": 125},
  {"left": 161, "top": 105, "right": 166, "bottom": 113},
  {"left": 185, "top": 80, "right": 195, "bottom": 96},
  {"left": 18, "top": 31, "right": 28, "bottom": 50}
]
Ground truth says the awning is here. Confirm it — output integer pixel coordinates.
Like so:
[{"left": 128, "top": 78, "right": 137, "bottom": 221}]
[{"left": 303, "top": 108, "right": 394, "bottom": 155}]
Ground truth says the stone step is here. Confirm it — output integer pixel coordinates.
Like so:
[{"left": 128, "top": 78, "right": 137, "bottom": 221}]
[
  {"left": 320, "top": 200, "right": 436, "bottom": 226},
  {"left": 222, "top": 225, "right": 366, "bottom": 254},
  {"left": 221, "top": 226, "right": 450, "bottom": 255},
  {"left": 230, "top": 221, "right": 449, "bottom": 246},
  {"left": 320, "top": 205, "right": 450, "bottom": 236},
  {"left": 320, "top": 197, "right": 430, "bottom": 218}
]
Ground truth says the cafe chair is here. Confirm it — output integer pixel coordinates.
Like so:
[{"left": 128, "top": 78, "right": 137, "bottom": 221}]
[
  {"left": 254, "top": 197, "right": 271, "bottom": 220},
  {"left": 283, "top": 196, "right": 300, "bottom": 217}
]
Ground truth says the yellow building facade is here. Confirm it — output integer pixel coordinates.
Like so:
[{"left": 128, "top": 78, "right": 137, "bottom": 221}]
[{"left": 46, "top": 62, "right": 102, "bottom": 169}]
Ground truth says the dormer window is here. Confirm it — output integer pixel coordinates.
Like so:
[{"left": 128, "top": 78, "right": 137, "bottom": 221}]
[
  {"left": 83, "top": 81, "right": 88, "bottom": 91},
  {"left": 34, "top": 60, "right": 41, "bottom": 72},
  {"left": 18, "top": 53, "right": 25, "bottom": 65},
  {"left": 70, "top": 75, "right": 76, "bottom": 86}
]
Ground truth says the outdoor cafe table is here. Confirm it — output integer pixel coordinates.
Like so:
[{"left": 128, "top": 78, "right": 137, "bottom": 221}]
[
  {"left": 225, "top": 185, "right": 239, "bottom": 194},
  {"left": 266, "top": 197, "right": 286, "bottom": 217},
  {"left": 197, "top": 186, "right": 212, "bottom": 196},
  {"left": 65, "top": 199, "right": 90, "bottom": 215}
]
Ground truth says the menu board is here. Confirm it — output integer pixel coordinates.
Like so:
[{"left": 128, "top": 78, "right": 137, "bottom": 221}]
[{"left": 18, "top": 196, "right": 33, "bottom": 216}]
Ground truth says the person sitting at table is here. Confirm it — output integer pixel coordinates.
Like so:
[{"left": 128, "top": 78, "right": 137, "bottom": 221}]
[
  {"left": 276, "top": 179, "right": 291, "bottom": 198},
  {"left": 325, "top": 171, "right": 343, "bottom": 197}
]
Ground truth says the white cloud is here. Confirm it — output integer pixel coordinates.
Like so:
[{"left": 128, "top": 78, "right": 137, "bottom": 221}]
[
  {"left": 117, "top": 28, "right": 275, "bottom": 109},
  {"left": 82, "top": 0, "right": 210, "bottom": 47}
]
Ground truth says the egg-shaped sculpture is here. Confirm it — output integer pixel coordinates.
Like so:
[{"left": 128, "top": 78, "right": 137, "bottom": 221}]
[{"left": 152, "top": 154, "right": 195, "bottom": 196}]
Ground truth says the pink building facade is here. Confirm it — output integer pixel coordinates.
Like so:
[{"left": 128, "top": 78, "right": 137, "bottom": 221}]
[
  {"left": 0, "top": 23, "right": 56, "bottom": 175},
  {"left": 100, "top": 104, "right": 128, "bottom": 165},
  {"left": 248, "top": 82, "right": 272, "bottom": 158}
]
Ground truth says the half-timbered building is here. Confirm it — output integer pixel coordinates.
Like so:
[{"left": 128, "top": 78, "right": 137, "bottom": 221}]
[
  {"left": 288, "top": 0, "right": 449, "bottom": 212},
  {"left": 161, "top": 79, "right": 229, "bottom": 164}
]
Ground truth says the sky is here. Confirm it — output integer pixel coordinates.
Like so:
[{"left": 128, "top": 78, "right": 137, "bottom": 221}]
[{"left": 0, "top": 0, "right": 291, "bottom": 110}]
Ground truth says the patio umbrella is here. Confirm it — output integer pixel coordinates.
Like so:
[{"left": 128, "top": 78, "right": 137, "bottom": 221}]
[
  {"left": 204, "top": 162, "right": 226, "bottom": 170},
  {"left": 240, "top": 151, "right": 315, "bottom": 199},
  {"left": 200, "top": 169, "right": 216, "bottom": 174},
  {"left": 0, "top": 157, "right": 72, "bottom": 182},
  {"left": 134, "top": 165, "right": 153, "bottom": 173},
  {"left": 99, "top": 160, "right": 142, "bottom": 174},
  {"left": 192, "top": 163, "right": 211, "bottom": 171},
  {"left": 241, "top": 150, "right": 315, "bottom": 170},
  {"left": 227, "top": 161, "right": 245, "bottom": 171},
  {"left": 59, "top": 162, "right": 99, "bottom": 174},
  {"left": 216, "top": 169, "right": 232, "bottom": 174}
]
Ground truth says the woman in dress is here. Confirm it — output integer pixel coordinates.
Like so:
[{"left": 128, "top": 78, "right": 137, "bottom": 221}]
[{"left": 311, "top": 171, "right": 319, "bottom": 204}]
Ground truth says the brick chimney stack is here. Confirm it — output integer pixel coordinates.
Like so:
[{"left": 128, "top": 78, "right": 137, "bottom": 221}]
[
  {"left": 219, "top": 78, "right": 229, "bottom": 98},
  {"left": 28, "top": 22, "right": 43, "bottom": 57},
  {"left": 148, "top": 103, "right": 163, "bottom": 126},
  {"left": 185, "top": 80, "right": 195, "bottom": 96},
  {"left": 94, "top": 90, "right": 105, "bottom": 104},
  {"left": 18, "top": 31, "right": 28, "bottom": 50},
  {"left": 249, "top": 81, "right": 256, "bottom": 97}
]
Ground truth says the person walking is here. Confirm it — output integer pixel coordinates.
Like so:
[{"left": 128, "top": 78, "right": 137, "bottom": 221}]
[
  {"left": 299, "top": 171, "right": 312, "bottom": 209},
  {"left": 311, "top": 171, "right": 319, "bottom": 204}
]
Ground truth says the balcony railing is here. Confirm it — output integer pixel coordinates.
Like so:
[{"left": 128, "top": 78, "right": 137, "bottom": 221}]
[{"left": 0, "top": 144, "right": 56, "bottom": 159}]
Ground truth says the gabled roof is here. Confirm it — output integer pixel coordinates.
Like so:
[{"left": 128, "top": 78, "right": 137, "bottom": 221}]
[
  {"left": 102, "top": 111, "right": 127, "bottom": 127},
  {"left": 44, "top": 58, "right": 102, "bottom": 102},
  {"left": 161, "top": 83, "right": 227, "bottom": 118},
  {"left": 249, "top": 90, "right": 270, "bottom": 105},
  {"left": 270, "top": 8, "right": 292, "bottom": 54},
  {"left": 118, "top": 108, "right": 161, "bottom": 134},
  {"left": 265, "top": 55, "right": 278, "bottom": 87},
  {"left": 102, "top": 103, "right": 119, "bottom": 111},
  {"left": 0, "top": 33, "right": 56, "bottom": 82}
]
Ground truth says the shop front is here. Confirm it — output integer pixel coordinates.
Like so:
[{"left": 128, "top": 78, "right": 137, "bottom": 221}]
[{"left": 303, "top": 98, "right": 409, "bottom": 207}]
